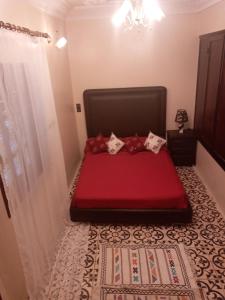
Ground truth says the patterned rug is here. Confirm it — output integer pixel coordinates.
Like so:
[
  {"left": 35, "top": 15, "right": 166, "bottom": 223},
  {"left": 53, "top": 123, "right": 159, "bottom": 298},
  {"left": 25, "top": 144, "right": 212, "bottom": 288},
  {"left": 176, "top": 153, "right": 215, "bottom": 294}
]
[{"left": 92, "top": 243, "right": 201, "bottom": 299}]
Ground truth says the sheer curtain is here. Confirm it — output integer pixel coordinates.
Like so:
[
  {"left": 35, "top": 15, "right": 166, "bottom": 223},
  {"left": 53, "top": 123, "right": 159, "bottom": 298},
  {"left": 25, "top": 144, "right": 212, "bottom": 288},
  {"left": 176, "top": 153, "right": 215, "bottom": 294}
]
[{"left": 0, "top": 29, "right": 69, "bottom": 299}]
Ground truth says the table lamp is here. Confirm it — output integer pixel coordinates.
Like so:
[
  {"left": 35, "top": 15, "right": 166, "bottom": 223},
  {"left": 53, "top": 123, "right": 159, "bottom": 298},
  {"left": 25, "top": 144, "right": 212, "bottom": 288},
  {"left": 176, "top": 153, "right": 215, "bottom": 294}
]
[{"left": 175, "top": 109, "right": 188, "bottom": 133}]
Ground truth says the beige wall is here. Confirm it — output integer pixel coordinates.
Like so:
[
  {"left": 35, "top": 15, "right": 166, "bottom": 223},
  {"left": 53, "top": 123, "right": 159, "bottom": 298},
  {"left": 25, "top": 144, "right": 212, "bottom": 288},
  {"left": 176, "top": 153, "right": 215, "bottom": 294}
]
[
  {"left": 46, "top": 21, "right": 81, "bottom": 183},
  {"left": 195, "top": 0, "right": 225, "bottom": 216},
  {"left": 196, "top": 143, "right": 225, "bottom": 215},
  {"left": 0, "top": 0, "right": 80, "bottom": 185},
  {"left": 0, "top": 0, "right": 80, "bottom": 298},
  {"left": 198, "top": 0, "right": 225, "bottom": 34},
  {"left": 66, "top": 14, "right": 199, "bottom": 152},
  {"left": 0, "top": 194, "right": 27, "bottom": 300}
]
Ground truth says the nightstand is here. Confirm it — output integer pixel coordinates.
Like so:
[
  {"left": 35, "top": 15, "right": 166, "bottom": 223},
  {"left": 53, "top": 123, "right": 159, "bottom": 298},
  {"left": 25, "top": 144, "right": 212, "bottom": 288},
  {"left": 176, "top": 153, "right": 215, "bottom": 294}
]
[{"left": 167, "top": 129, "right": 197, "bottom": 166}]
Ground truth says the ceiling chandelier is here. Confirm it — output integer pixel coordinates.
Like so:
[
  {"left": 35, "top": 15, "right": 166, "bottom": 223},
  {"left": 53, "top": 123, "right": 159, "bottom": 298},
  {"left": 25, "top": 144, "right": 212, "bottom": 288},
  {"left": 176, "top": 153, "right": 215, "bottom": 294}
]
[{"left": 112, "top": 0, "right": 165, "bottom": 29}]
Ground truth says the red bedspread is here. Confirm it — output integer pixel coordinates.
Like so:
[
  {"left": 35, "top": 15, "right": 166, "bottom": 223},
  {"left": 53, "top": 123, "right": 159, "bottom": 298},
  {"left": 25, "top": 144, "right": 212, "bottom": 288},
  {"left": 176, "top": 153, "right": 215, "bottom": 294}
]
[{"left": 72, "top": 148, "right": 188, "bottom": 209}]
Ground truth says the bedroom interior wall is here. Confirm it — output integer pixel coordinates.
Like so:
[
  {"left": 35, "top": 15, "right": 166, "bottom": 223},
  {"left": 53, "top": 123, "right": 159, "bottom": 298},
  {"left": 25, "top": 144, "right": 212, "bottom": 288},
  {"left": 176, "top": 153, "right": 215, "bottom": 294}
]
[
  {"left": 0, "top": 0, "right": 80, "bottom": 298},
  {"left": 0, "top": 194, "right": 27, "bottom": 300},
  {"left": 46, "top": 18, "right": 81, "bottom": 184},
  {"left": 66, "top": 14, "right": 199, "bottom": 153},
  {"left": 195, "top": 0, "right": 225, "bottom": 216}
]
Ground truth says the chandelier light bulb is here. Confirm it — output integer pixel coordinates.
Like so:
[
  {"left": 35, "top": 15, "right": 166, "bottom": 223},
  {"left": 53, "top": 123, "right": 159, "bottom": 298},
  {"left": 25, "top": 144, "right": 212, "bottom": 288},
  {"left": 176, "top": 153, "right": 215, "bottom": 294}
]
[
  {"left": 112, "top": 0, "right": 165, "bottom": 29},
  {"left": 112, "top": 0, "right": 132, "bottom": 27},
  {"left": 143, "top": 0, "right": 165, "bottom": 21}
]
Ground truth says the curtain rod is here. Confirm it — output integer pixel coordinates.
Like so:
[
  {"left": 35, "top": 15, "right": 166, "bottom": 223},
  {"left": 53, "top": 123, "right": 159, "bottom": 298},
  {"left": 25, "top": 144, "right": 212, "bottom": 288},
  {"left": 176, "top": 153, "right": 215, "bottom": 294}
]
[{"left": 0, "top": 20, "right": 51, "bottom": 42}]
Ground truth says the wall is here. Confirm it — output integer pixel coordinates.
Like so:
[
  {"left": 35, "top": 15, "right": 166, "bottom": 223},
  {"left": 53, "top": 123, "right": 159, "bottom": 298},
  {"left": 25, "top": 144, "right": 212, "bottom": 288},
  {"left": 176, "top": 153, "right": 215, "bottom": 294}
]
[
  {"left": 0, "top": 194, "right": 27, "bottom": 300},
  {"left": 0, "top": 0, "right": 80, "bottom": 298},
  {"left": 195, "top": 0, "right": 225, "bottom": 216},
  {"left": 196, "top": 144, "right": 225, "bottom": 214},
  {"left": 46, "top": 22, "right": 80, "bottom": 183},
  {"left": 66, "top": 13, "right": 199, "bottom": 152},
  {"left": 198, "top": 0, "right": 225, "bottom": 34},
  {"left": 0, "top": 0, "right": 80, "bottom": 185}
]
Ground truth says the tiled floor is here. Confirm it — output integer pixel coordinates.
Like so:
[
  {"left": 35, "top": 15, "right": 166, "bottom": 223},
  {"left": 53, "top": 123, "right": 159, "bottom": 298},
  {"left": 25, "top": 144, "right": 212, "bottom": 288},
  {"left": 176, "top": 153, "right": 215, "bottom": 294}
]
[{"left": 46, "top": 167, "right": 225, "bottom": 300}]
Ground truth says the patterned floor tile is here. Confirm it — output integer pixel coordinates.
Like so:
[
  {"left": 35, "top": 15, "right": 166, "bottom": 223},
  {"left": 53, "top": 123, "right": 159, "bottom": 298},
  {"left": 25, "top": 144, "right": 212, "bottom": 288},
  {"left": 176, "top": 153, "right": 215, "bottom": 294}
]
[
  {"left": 44, "top": 222, "right": 90, "bottom": 299},
  {"left": 46, "top": 167, "right": 225, "bottom": 300},
  {"left": 81, "top": 167, "right": 225, "bottom": 300}
]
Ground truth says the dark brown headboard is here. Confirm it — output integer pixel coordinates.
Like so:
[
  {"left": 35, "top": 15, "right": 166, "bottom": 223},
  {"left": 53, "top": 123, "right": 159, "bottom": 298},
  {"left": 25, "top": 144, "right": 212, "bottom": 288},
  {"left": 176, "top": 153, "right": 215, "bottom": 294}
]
[{"left": 84, "top": 86, "right": 167, "bottom": 138}]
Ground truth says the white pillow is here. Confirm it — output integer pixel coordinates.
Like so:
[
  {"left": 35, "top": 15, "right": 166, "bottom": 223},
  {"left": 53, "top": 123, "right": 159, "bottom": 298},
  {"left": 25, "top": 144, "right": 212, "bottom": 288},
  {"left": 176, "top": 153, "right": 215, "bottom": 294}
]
[
  {"left": 107, "top": 133, "right": 125, "bottom": 155},
  {"left": 144, "top": 131, "right": 166, "bottom": 154}
]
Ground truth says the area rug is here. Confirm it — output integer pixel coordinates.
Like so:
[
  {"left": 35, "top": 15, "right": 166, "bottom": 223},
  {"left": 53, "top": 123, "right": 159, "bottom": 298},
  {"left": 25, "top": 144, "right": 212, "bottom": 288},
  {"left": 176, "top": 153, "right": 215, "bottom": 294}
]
[{"left": 91, "top": 243, "right": 201, "bottom": 299}]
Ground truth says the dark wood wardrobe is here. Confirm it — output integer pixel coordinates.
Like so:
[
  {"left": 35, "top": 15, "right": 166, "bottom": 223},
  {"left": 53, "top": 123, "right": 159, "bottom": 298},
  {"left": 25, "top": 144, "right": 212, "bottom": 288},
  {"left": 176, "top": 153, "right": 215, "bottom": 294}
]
[{"left": 194, "top": 30, "right": 225, "bottom": 170}]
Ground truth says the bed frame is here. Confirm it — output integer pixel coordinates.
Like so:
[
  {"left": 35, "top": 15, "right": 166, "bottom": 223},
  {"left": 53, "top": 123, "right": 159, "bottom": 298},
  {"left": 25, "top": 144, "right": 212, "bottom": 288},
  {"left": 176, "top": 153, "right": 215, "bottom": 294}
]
[{"left": 70, "top": 86, "right": 192, "bottom": 224}]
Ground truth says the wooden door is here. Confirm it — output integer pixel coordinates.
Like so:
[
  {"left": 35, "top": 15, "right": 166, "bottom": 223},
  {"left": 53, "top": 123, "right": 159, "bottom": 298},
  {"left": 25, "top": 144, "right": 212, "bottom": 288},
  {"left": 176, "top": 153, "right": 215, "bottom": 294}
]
[
  {"left": 201, "top": 33, "right": 224, "bottom": 146},
  {"left": 214, "top": 50, "right": 225, "bottom": 163},
  {"left": 194, "top": 30, "right": 225, "bottom": 170},
  {"left": 194, "top": 36, "right": 210, "bottom": 137}
]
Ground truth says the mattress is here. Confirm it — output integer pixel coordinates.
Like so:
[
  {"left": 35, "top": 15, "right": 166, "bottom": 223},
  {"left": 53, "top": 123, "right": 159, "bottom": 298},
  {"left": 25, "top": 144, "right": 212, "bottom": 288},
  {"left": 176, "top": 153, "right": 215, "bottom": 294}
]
[{"left": 71, "top": 148, "right": 188, "bottom": 209}]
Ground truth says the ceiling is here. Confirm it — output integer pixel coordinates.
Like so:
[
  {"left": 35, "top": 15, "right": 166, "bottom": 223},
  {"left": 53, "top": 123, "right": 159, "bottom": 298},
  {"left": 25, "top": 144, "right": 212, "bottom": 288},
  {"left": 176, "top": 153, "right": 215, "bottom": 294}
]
[{"left": 28, "top": 0, "right": 223, "bottom": 19}]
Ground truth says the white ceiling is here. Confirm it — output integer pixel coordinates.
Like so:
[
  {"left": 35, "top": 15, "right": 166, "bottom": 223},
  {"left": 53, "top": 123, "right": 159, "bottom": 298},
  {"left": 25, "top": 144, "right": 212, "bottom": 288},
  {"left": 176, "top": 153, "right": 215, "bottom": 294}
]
[{"left": 28, "top": 0, "right": 223, "bottom": 19}]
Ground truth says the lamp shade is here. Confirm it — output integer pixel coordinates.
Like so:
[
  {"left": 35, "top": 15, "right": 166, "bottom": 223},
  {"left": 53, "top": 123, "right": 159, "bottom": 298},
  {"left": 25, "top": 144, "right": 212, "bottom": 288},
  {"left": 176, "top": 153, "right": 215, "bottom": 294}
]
[{"left": 175, "top": 109, "right": 188, "bottom": 123}]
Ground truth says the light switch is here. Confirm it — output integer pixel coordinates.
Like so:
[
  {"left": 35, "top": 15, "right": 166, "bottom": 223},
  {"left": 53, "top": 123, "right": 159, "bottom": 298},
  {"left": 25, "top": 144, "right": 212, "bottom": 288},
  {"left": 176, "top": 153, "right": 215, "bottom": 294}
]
[{"left": 76, "top": 103, "right": 81, "bottom": 112}]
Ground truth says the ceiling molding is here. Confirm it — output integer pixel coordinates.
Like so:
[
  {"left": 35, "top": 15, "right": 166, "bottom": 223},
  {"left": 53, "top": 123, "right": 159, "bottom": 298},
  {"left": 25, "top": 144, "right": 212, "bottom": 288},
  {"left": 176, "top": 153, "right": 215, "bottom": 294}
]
[
  {"left": 195, "top": 0, "right": 224, "bottom": 12},
  {"left": 27, "top": 0, "right": 224, "bottom": 20},
  {"left": 66, "top": 3, "right": 120, "bottom": 20},
  {"left": 160, "top": 0, "right": 223, "bottom": 15},
  {"left": 27, "top": 0, "right": 70, "bottom": 18}
]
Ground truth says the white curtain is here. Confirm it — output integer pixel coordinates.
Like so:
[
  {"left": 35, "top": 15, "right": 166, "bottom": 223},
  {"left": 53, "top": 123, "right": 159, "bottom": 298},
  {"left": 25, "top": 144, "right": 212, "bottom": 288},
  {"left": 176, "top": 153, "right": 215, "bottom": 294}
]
[{"left": 0, "top": 29, "right": 69, "bottom": 299}]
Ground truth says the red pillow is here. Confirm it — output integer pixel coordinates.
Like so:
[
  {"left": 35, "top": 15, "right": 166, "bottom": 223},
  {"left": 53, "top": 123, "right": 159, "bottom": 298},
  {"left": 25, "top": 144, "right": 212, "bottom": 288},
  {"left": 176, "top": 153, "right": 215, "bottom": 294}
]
[
  {"left": 124, "top": 136, "right": 145, "bottom": 154},
  {"left": 86, "top": 135, "right": 108, "bottom": 154}
]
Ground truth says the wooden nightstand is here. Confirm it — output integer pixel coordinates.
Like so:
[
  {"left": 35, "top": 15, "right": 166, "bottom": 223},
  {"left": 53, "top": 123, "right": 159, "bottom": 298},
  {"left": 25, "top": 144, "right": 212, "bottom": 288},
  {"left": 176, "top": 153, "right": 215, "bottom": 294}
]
[{"left": 167, "top": 129, "right": 197, "bottom": 166}]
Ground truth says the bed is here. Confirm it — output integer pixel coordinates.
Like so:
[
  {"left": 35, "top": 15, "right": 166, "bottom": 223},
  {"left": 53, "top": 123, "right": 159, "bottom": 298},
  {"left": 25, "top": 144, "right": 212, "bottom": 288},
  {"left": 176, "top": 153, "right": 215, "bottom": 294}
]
[{"left": 70, "top": 86, "right": 192, "bottom": 224}]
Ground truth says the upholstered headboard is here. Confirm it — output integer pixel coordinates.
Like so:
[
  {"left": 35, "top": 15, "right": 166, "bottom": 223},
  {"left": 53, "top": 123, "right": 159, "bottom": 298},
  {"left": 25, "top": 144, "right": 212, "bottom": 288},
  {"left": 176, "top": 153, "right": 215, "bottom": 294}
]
[{"left": 84, "top": 86, "right": 167, "bottom": 138}]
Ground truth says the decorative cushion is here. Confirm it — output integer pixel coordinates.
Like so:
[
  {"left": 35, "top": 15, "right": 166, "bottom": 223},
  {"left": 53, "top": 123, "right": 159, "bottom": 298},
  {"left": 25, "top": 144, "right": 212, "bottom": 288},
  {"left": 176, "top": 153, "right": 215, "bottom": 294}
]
[
  {"left": 107, "top": 133, "right": 125, "bottom": 155},
  {"left": 124, "top": 136, "right": 145, "bottom": 154},
  {"left": 86, "top": 134, "right": 108, "bottom": 154},
  {"left": 144, "top": 132, "right": 166, "bottom": 154}
]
